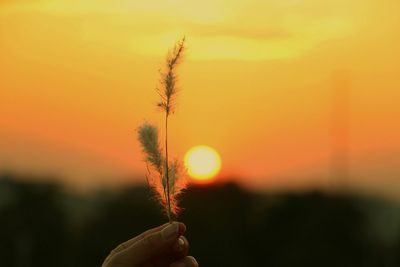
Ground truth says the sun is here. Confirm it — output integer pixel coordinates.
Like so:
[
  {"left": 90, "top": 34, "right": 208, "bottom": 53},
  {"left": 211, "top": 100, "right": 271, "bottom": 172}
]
[{"left": 184, "top": 145, "right": 221, "bottom": 183}]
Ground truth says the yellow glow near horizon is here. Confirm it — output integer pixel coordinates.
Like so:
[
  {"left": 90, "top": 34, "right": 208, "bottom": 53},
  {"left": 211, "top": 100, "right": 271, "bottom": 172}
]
[{"left": 184, "top": 146, "right": 221, "bottom": 182}]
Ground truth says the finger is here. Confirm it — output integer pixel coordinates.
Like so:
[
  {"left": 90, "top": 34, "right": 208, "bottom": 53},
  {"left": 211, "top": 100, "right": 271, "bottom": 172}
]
[
  {"left": 111, "top": 223, "right": 170, "bottom": 255},
  {"left": 170, "top": 236, "right": 189, "bottom": 260},
  {"left": 170, "top": 256, "right": 199, "bottom": 267},
  {"left": 115, "top": 222, "right": 186, "bottom": 265},
  {"left": 103, "top": 223, "right": 171, "bottom": 265}
]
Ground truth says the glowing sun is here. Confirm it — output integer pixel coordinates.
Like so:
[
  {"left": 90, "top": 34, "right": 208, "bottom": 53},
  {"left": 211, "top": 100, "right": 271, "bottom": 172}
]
[{"left": 184, "top": 145, "right": 221, "bottom": 182}]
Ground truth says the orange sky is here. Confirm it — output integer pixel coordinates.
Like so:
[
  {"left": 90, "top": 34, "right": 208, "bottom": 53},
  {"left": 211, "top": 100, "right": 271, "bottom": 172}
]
[{"left": 1, "top": 0, "right": 399, "bottom": 195}]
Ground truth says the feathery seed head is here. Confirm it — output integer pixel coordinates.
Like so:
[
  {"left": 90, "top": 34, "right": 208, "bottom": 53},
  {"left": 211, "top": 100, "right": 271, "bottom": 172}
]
[
  {"left": 137, "top": 123, "right": 163, "bottom": 173},
  {"left": 157, "top": 37, "right": 185, "bottom": 116}
]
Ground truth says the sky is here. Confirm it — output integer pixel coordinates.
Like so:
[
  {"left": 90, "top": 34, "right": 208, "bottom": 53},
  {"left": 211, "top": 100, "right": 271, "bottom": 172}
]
[{"left": 0, "top": 0, "right": 399, "bottom": 195}]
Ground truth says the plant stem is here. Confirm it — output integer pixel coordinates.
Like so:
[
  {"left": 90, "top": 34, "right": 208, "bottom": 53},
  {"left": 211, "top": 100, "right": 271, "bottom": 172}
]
[{"left": 165, "top": 111, "right": 172, "bottom": 223}]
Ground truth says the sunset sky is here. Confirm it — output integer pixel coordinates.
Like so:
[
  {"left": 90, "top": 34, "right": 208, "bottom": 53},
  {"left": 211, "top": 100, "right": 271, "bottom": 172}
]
[{"left": 1, "top": 0, "right": 399, "bottom": 195}]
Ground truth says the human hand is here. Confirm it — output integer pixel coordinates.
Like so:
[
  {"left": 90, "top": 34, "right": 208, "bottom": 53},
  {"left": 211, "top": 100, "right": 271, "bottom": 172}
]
[{"left": 101, "top": 222, "right": 198, "bottom": 267}]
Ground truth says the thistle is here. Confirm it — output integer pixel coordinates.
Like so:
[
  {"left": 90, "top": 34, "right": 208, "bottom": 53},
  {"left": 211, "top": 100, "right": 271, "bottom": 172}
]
[{"left": 137, "top": 38, "right": 187, "bottom": 223}]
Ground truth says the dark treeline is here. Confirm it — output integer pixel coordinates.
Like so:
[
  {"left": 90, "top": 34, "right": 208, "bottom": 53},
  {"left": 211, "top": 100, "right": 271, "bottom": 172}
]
[{"left": 0, "top": 174, "right": 400, "bottom": 267}]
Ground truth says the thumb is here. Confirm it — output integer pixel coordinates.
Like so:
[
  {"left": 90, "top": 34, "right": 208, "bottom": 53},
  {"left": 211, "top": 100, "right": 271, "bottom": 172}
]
[{"left": 115, "top": 222, "right": 186, "bottom": 266}]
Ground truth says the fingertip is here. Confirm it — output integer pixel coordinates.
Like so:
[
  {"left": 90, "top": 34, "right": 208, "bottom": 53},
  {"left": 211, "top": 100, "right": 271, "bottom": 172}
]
[
  {"left": 176, "top": 237, "right": 185, "bottom": 251},
  {"left": 161, "top": 222, "right": 180, "bottom": 241},
  {"left": 172, "top": 236, "right": 189, "bottom": 255},
  {"left": 178, "top": 222, "right": 186, "bottom": 235},
  {"left": 187, "top": 256, "right": 198, "bottom": 264},
  {"left": 187, "top": 256, "right": 199, "bottom": 267},
  {"left": 170, "top": 256, "right": 199, "bottom": 267}
]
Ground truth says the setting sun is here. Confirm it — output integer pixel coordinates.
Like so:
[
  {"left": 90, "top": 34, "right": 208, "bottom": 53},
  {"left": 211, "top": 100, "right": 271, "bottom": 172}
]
[{"left": 184, "top": 145, "right": 221, "bottom": 182}]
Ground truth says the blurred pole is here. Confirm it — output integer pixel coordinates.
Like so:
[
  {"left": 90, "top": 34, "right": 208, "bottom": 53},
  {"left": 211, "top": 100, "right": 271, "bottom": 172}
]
[{"left": 330, "top": 70, "right": 351, "bottom": 189}]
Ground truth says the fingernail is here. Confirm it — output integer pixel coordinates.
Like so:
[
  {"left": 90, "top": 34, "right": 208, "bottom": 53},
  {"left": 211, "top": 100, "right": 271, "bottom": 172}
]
[
  {"left": 174, "top": 236, "right": 185, "bottom": 252},
  {"left": 161, "top": 222, "right": 179, "bottom": 241}
]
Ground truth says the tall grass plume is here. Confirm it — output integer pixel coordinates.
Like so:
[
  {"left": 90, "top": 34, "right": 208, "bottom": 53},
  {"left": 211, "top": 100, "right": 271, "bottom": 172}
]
[{"left": 137, "top": 38, "right": 187, "bottom": 222}]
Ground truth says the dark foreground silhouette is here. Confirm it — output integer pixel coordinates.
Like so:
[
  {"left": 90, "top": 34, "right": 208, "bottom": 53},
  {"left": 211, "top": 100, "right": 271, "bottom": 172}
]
[{"left": 0, "top": 174, "right": 399, "bottom": 267}]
